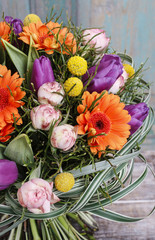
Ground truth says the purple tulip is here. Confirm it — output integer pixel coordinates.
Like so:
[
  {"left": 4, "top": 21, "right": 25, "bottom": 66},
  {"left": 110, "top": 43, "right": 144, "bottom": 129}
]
[
  {"left": 0, "top": 159, "right": 18, "bottom": 190},
  {"left": 5, "top": 16, "right": 23, "bottom": 35},
  {"left": 125, "top": 102, "right": 149, "bottom": 135},
  {"left": 31, "top": 56, "right": 55, "bottom": 92},
  {"left": 82, "top": 54, "right": 123, "bottom": 93},
  {"left": 5, "top": 16, "right": 13, "bottom": 24},
  {"left": 10, "top": 18, "right": 23, "bottom": 35}
]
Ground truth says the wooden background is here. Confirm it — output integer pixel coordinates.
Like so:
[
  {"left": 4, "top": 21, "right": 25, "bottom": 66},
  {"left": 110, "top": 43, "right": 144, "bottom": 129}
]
[{"left": 0, "top": 1, "right": 155, "bottom": 239}]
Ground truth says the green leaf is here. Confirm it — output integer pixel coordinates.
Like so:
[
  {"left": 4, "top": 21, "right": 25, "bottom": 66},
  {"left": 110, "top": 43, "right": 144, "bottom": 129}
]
[
  {"left": 26, "top": 36, "right": 39, "bottom": 87},
  {"left": 70, "top": 150, "right": 140, "bottom": 177},
  {"left": 90, "top": 206, "right": 155, "bottom": 223},
  {"left": 81, "top": 166, "right": 148, "bottom": 211},
  {"left": 0, "top": 217, "right": 26, "bottom": 237},
  {"left": 0, "top": 144, "right": 6, "bottom": 159},
  {"left": 0, "top": 216, "right": 18, "bottom": 228},
  {"left": 117, "top": 52, "right": 133, "bottom": 64},
  {"left": 90, "top": 209, "right": 142, "bottom": 222},
  {"left": 29, "top": 161, "right": 41, "bottom": 180},
  {"left": 1, "top": 39, "right": 27, "bottom": 77},
  {"left": 0, "top": 204, "right": 17, "bottom": 215},
  {"left": 0, "top": 38, "right": 5, "bottom": 65},
  {"left": 4, "top": 134, "right": 34, "bottom": 166},
  {"left": 70, "top": 168, "right": 113, "bottom": 212}
]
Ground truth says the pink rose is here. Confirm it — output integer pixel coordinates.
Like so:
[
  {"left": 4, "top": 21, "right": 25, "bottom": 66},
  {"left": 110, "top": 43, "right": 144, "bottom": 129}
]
[
  {"left": 17, "top": 178, "right": 60, "bottom": 214},
  {"left": 30, "top": 104, "right": 61, "bottom": 130},
  {"left": 51, "top": 124, "right": 77, "bottom": 151},
  {"left": 83, "top": 29, "right": 110, "bottom": 51},
  {"left": 38, "top": 82, "right": 65, "bottom": 106},
  {"left": 109, "top": 68, "right": 128, "bottom": 94}
]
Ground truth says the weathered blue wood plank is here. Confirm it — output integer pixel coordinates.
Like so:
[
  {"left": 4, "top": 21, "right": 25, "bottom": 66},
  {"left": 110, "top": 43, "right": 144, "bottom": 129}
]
[
  {"left": 0, "top": 0, "right": 30, "bottom": 20},
  {"left": 29, "top": 0, "right": 77, "bottom": 24}
]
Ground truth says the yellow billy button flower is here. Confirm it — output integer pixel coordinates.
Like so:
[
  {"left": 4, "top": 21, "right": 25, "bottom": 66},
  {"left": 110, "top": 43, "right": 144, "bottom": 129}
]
[
  {"left": 55, "top": 172, "right": 75, "bottom": 192},
  {"left": 23, "top": 14, "right": 41, "bottom": 26},
  {"left": 123, "top": 64, "right": 135, "bottom": 78},
  {"left": 67, "top": 56, "right": 87, "bottom": 76},
  {"left": 64, "top": 77, "right": 83, "bottom": 97}
]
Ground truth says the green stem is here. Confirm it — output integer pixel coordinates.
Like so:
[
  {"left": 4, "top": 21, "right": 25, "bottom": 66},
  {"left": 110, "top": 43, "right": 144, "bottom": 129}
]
[
  {"left": 8, "top": 228, "right": 15, "bottom": 240},
  {"left": 15, "top": 223, "right": 23, "bottom": 240},
  {"left": 67, "top": 213, "right": 96, "bottom": 240},
  {"left": 29, "top": 219, "right": 41, "bottom": 240},
  {"left": 57, "top": 215, "right": 77, "bottom": 240}
]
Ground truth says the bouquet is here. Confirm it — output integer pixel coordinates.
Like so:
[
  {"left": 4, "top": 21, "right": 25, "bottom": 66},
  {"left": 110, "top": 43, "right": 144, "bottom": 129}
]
[{"left": 0, "top": 11, "right": 154, "bottom": 240}]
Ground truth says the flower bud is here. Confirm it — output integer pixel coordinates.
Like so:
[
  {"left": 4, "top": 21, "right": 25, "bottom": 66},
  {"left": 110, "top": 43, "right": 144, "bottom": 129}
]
[
  {"left": 31, "top": 56, "right": 55, "bottom": 92},
  {"left": 51, "top": 124, "right": 77, "bottom": 151},
  {"left": 31, "top": 104, "right": 61, "bottom": 130},
  {"left": 83, "top": 29, "right": 110, "bottom": 51},
  {"left": 38, "top": 82, "right": 65, "bottom": 106},
  {"left": 125, "top": 102, "right": 149, "bottom": 135},
  {"left": 0, "top": 159, "right": 18, "bottom": 190}
]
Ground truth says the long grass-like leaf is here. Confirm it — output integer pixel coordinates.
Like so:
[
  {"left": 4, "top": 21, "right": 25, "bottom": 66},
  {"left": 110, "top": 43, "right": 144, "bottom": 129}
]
[
  {"left": 0, "top": 218, "right": 26, "bottom": 237},
  {"left": 90, "top": 209, "right": 142, "bottom": 222},
  {"left": 81, "top": 166, "right": 148, "bottom": 211},
  {"left": 70, "top": 151, "right": 140, "bottom": 177},
  {"left": 0, "top": 215, "right": 18, "bottom": 227}
]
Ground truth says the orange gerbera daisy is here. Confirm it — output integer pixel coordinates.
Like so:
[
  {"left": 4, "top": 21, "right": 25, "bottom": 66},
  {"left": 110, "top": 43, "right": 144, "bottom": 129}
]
[
  {"left": 0, "top": 21, "right": 11, "bottom": 44},
  {"left": 0, "top": 124, "right": 15, "bottom": 142},
  {"left": 19, "top": 21, "right": 76, "bottom": 55},
  {"left": 77, "top": 91, "right": 131, "bottom": 157},
  {"left": 0, "top": 65, "right": 26, "bottom": 142}
]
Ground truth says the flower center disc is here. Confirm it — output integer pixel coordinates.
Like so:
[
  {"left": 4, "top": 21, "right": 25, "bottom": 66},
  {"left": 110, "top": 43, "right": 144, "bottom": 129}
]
[
  {"left": 0, "top": 88, "right": 9, "bottom": 111},
  {"left": 90, "top": 111, "right": 111, "bottom": 135}
]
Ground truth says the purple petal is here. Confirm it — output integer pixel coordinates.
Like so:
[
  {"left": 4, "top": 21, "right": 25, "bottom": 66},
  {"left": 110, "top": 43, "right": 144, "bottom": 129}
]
[
  {"left": 125, "top": 102, "right": 149, "bottom": 135},
  {"left": 83, "top": 54, "right": 123, "bottom": 93},
  {"left": 31, "top": 56, "right": 55, "bottom": 92},
  {"left": 0, "top": 159, "right": 18, "bottom": 190}
]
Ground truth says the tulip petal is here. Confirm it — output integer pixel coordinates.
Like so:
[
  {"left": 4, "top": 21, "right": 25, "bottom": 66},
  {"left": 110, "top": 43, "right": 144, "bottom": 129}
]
[{"left": 0, "top": 159, "right": 18, "bottom": 190}]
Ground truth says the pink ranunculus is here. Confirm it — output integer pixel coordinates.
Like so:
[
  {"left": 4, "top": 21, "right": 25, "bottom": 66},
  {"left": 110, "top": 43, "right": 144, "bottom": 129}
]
[
  {"left": 30, "top": 104, "right": 61, "bottom": 130},
  {"left": 17, "top": 178, "right": 60, "bottom": 214},
  {"left": 38, "top": 82, "right": 65, "bottom": 106},
  {"left": 51, "top": 124, "right": 77, "bottom": 151},
  {"left": 83, "top": 29, "right": 110, "bottom": 51},
  {"left": 109, "top": 68, "right": 128, "bottom": 94}
]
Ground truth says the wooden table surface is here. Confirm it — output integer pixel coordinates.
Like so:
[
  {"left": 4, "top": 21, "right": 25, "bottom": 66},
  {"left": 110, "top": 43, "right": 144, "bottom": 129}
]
[{"left": 93, "top": 151, "right": 155, "bottom": 240}]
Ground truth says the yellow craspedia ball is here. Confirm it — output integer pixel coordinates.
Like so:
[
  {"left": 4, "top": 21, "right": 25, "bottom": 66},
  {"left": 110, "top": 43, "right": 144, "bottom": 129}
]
[
  {"left": 64, "top": 77, "right": 83, "bottom": 97},
  {"left": 55, "top": 172, "right": 75, "bottom": 192},
  {"left": 123, "top": 64, "right": 135, "bottom": 78},
  {"left": 67, "top": 56, "right": 87, "bottom": 76},
  {"left": 23, "top": 14, "right": 41, "bottom": 26}
]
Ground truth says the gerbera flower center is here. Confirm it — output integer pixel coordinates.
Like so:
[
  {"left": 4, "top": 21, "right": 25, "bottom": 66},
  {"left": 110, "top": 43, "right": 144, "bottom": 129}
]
[
  {"left": 89, "top": 111, "right": 111, "bottom": 135},
  {"left": 39, "top": 34, "right": 53, "bottom": 43},
  {"left": 0, "top": 88, "right": 9, "bottom": 111}
]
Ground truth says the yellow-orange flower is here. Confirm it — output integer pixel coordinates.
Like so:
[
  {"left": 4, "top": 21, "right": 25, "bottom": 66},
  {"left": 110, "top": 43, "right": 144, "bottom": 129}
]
[
  {"left": 19, "top": 21, "right": 76, "bottom": 55},
  {"left": 77, "top": 91, "right": 131, "bottom": 157},
  {"left": 0, "top": 65, "right": 26, "bottom": 142},
  {"left": 0, "top": 21, "right": 11, "bottom": 44}
]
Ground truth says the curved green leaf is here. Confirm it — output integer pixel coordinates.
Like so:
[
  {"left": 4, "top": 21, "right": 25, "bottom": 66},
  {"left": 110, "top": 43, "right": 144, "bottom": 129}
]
[
  {"left": 90, "top": 209, "right": 143, "bottom": 222},
  {"left": 4, "top": 134, "right": 34, "bottom": 166},
  {"left": 2, "top": 39, "right": 27, "bottom": 77},
  {"left": 81, "top": 166, "right": 148, "bottom": 211},
  {"left": 70, "top": 150, "right": 140, "bottom": 178},
  {"left": 0, "top": 217, "right": 26, "bottom": 237}
]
